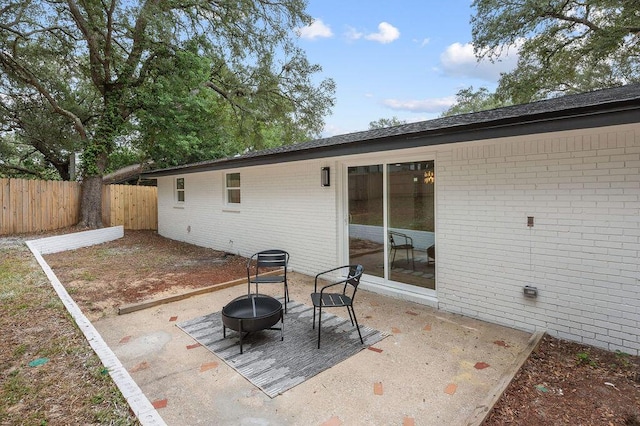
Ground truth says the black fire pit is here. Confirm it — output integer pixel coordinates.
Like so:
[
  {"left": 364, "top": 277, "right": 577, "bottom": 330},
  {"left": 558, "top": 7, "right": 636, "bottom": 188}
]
[{"left": 222, "top": 294, "right": 283, "bottom": 354}]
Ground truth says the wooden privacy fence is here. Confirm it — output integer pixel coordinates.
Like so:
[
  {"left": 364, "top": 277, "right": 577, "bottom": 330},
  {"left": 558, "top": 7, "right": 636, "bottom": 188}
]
[
  {"left": 0, "top": 178, "right": 81, "bottom": 235},
  {"left": 0, "top": 178, "right": 157, "bottom": 235},
  {"left": 101, "top": 184, "right": 157, "bottom": 231}
]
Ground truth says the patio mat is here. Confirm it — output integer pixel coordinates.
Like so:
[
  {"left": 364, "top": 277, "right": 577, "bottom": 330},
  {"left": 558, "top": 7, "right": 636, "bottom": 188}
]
[{"left": 177, "top": 298, "right": 387, "bottom": 398}]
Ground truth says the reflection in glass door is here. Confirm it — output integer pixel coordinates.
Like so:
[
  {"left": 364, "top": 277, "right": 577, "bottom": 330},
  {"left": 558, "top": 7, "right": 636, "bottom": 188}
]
[
  {"left": 348, "top": 161, "right": 435, "bottom": 290},
  {"left": 387, "top": 161, "right": 435, "bottom": 289},
  {"left": 347, "top": 165, "right": 384, "bottom": 278}
]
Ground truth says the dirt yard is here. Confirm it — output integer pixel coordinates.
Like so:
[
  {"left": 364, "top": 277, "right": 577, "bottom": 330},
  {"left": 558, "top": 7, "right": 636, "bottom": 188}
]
[
  {"left": 44, "top": 230, "right": 640, "bottom": 425},
  {"left": 485, "top": 334, "right": 640, "bottom": 425},
  {"left": 44, "top": 231, "right": 248, "bottom": 321}
]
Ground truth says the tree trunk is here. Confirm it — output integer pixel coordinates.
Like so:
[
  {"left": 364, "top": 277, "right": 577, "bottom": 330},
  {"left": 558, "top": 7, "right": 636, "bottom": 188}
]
[{"left": 79, "top": 175, "right": 103, "bottom": 228}]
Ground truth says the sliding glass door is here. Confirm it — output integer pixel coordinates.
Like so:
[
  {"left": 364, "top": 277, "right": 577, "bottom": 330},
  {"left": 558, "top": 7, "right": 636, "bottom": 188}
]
[
  {"left": 347, "top": 165, "right": 384, "bottom": 278},
  {"left": 348, "top": 160, "right": 435, "bottom": 290}
]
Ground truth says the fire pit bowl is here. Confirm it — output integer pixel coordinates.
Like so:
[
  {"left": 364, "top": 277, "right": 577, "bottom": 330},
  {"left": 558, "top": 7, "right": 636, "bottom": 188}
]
[{"left": 222, "top": 294, "right": 283, "bottom": 353}]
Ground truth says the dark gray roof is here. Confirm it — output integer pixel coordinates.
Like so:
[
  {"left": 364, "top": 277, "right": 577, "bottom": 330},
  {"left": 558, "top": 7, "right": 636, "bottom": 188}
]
[{"left": 143, "top": 84, "right": 640, "bottom": 177}]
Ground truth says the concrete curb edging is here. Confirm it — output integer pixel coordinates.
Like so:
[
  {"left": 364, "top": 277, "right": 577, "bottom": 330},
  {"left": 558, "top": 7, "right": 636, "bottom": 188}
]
[{"left": 26, "top": 226, "right": 166, "bottom": 426}]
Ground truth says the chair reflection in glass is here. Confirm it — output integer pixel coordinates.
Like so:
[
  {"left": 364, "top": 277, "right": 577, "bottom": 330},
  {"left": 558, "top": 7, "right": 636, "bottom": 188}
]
[{"left": 388, "top": 231, "right": 415, "bottom": 270}]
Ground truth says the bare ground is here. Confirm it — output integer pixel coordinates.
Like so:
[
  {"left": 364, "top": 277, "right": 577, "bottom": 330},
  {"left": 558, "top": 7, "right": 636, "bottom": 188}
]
[
  {"left": 6, "top": 230, "right": 640, "bottom": 424},
  {"left": 484, "top": 334, "right": 640, "bottom": 425},
  {"left": 44, "top": 230, "right": 248, "bottom": 321}
]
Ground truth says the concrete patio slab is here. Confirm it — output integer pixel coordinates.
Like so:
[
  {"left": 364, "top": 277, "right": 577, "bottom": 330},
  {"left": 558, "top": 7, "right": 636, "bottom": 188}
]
[{"left": 94, "top": 272, "right": 538, "bottom": 426}]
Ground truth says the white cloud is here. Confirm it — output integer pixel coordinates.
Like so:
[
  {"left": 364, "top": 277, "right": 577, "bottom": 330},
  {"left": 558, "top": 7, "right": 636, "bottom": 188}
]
[
  {"left": 364, "top": 22, "right": 400, "bottom": 44},
  {"left": 297, "top": 19, "right": 333, "bottom": 40},
  {"left": 413, "top": 37, "right": 430, "bottom": 47},
  {"left": 345, "top": 26, "right": 363, "bottom": 41},
  {"left": 382, "top": 96, "right": 457, "bottom": 113},
  {"left": 439, "top": 42, "right": 519, "bottom": 81},
  {"left": 321, "top": 122, "right": 353, "bottom": 137}
]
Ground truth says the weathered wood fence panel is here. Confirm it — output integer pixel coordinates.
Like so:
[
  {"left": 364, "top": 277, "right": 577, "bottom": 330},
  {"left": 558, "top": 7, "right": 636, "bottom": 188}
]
[
  {"left": 0, "top": 178, "right": 81, "bottom": 234},
  {"left": 0, "top": 178, "right": 157, "bottom": 235},
  {"left": 102, "top": 184, "right": 157, "bottom": 230}
]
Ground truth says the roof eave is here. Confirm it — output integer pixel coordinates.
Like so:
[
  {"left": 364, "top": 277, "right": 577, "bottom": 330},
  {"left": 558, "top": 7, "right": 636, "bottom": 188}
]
[{"left": 142, "top": 94, "right": 640, "bottom": 179}]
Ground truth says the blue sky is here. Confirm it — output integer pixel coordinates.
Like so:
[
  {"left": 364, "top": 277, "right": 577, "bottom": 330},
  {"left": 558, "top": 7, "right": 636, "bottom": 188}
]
[{"left": 296, "top": 0, "right": 519, "bottom": 136}]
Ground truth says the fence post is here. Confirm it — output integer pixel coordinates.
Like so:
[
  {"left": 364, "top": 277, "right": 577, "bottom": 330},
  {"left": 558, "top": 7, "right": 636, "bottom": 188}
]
[{"left": 101, "top": 184, "right": 111, "bottom": 227}]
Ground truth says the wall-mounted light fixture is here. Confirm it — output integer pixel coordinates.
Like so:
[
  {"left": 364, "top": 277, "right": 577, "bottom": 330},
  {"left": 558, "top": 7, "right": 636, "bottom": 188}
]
[
  {"left": 321, "top": 167, "right": 330, "bottom": 187},
  {"left": 423, "top": 170, "right": 434, "bottom": 184}
]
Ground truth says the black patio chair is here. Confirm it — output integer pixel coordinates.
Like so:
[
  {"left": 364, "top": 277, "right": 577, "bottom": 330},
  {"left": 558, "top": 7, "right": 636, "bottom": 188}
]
[
  {"left": 247, "top": 249, "right": 290, "bottom": 312},
  {"left": 389, "top": 231, "right": 415, "bottom": 270},
  {"left": 427, "top": 244, "right": 435, "bottom": 265},
  {"left": 311, "top": 264, "right": 364, "bottom": 349}
]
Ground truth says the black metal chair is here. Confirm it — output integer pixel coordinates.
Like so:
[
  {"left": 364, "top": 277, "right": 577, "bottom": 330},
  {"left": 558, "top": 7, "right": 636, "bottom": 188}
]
[
  {"left": 247, "top": 249, "right": 290, "bottom": 311},
  {"left": 311, "top": 264, "right": 364, "bottom": 349},
  {"left": 427, "top": 244, "right": 435, "bottom": 265},
  {"left": 388, "top": 231, "right": 415, "bottom": 269}
]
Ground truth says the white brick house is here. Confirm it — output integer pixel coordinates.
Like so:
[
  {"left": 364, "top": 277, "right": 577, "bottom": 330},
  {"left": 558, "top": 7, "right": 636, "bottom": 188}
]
[{"left": 143, "top": 85, "right": 640, "bottom": 355}]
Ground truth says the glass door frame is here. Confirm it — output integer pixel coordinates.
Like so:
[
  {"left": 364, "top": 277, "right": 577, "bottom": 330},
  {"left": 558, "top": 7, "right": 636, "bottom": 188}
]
[{"left": 339, "top": 152, "right": 437, "bottom": 298}]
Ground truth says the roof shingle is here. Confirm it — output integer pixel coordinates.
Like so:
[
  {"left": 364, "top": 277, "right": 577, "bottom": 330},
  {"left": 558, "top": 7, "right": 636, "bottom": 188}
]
[{"left": 143, "top": 84, "right": 640, "bottom": 177}]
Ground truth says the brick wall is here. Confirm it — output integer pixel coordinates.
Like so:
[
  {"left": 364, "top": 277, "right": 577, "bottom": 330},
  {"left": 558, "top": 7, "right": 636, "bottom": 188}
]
[
  {"left": 436, "top": 124, "right": 640, "bottom": 355},
  {"left": 157, "top": 159, "right": 338, "bottom": 276}
]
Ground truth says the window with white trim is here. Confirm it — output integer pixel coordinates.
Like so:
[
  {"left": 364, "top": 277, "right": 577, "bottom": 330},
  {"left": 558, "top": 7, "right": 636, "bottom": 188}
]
[
  {"left": 225, "top": 173, "right": 240, "bottom": 204},
  {"left": 175, "top": 177, "right": 185, "bottom": 203}
]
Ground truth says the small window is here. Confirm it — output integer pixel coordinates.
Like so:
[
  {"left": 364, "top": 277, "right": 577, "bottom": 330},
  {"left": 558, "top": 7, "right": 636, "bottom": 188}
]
[
  {"left": 176, "top": 177, "right": 185, "bottom": 203},
  {"left": 226, "top": 173, "right": 240, "bottom": 204}
]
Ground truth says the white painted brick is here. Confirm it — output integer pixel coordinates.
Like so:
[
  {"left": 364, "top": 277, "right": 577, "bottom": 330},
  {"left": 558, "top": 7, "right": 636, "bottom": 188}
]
[
  {"left": 615, "top": 340, "right": 640, "bottom": 352},
  {"left": 437, "top": 124, "right": 640, "bottom": 355},
  {"left": 587, "top": 338, "right": 612, "bottom": 352},
  {"left": 157, "top": 160, "right": 339, "bottom": 276}
]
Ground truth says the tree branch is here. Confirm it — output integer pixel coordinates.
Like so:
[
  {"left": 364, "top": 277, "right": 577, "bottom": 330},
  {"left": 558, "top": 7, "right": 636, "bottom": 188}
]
[
  {"left": 66, "top": 0, "right": 108, "bottom": 91},
  {"left": 0, "top": 51, "right": 88, "bottom": 140},
  {"left": 103, "top": 0, "right": 117, "bottom": 84},
  {"left": 204, "top": 81, "right": 253, "bottom": 114},
  {"left": 123, "top": 0, "right": 159, "bottom": 80},
  {"left": 0, "top": 162, "right": 46, "bottom": 179},
  {"left": 542, "top": 10, "right": 600, "bottom": 32}
]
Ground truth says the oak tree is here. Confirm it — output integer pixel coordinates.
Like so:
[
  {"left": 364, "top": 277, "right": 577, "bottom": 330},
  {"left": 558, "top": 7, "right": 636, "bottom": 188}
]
[
  {"left": 471, "top": 0, "right": 640, "bottom": 103},
  {"left": 0, "top": 0, "right": 335, "bottom": 227},
  {"left": 368, "top": 116, "right": 407, "bottom": 129},
  {"left": 440, "top": 86, "right": 510, "bottom": 117}
]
